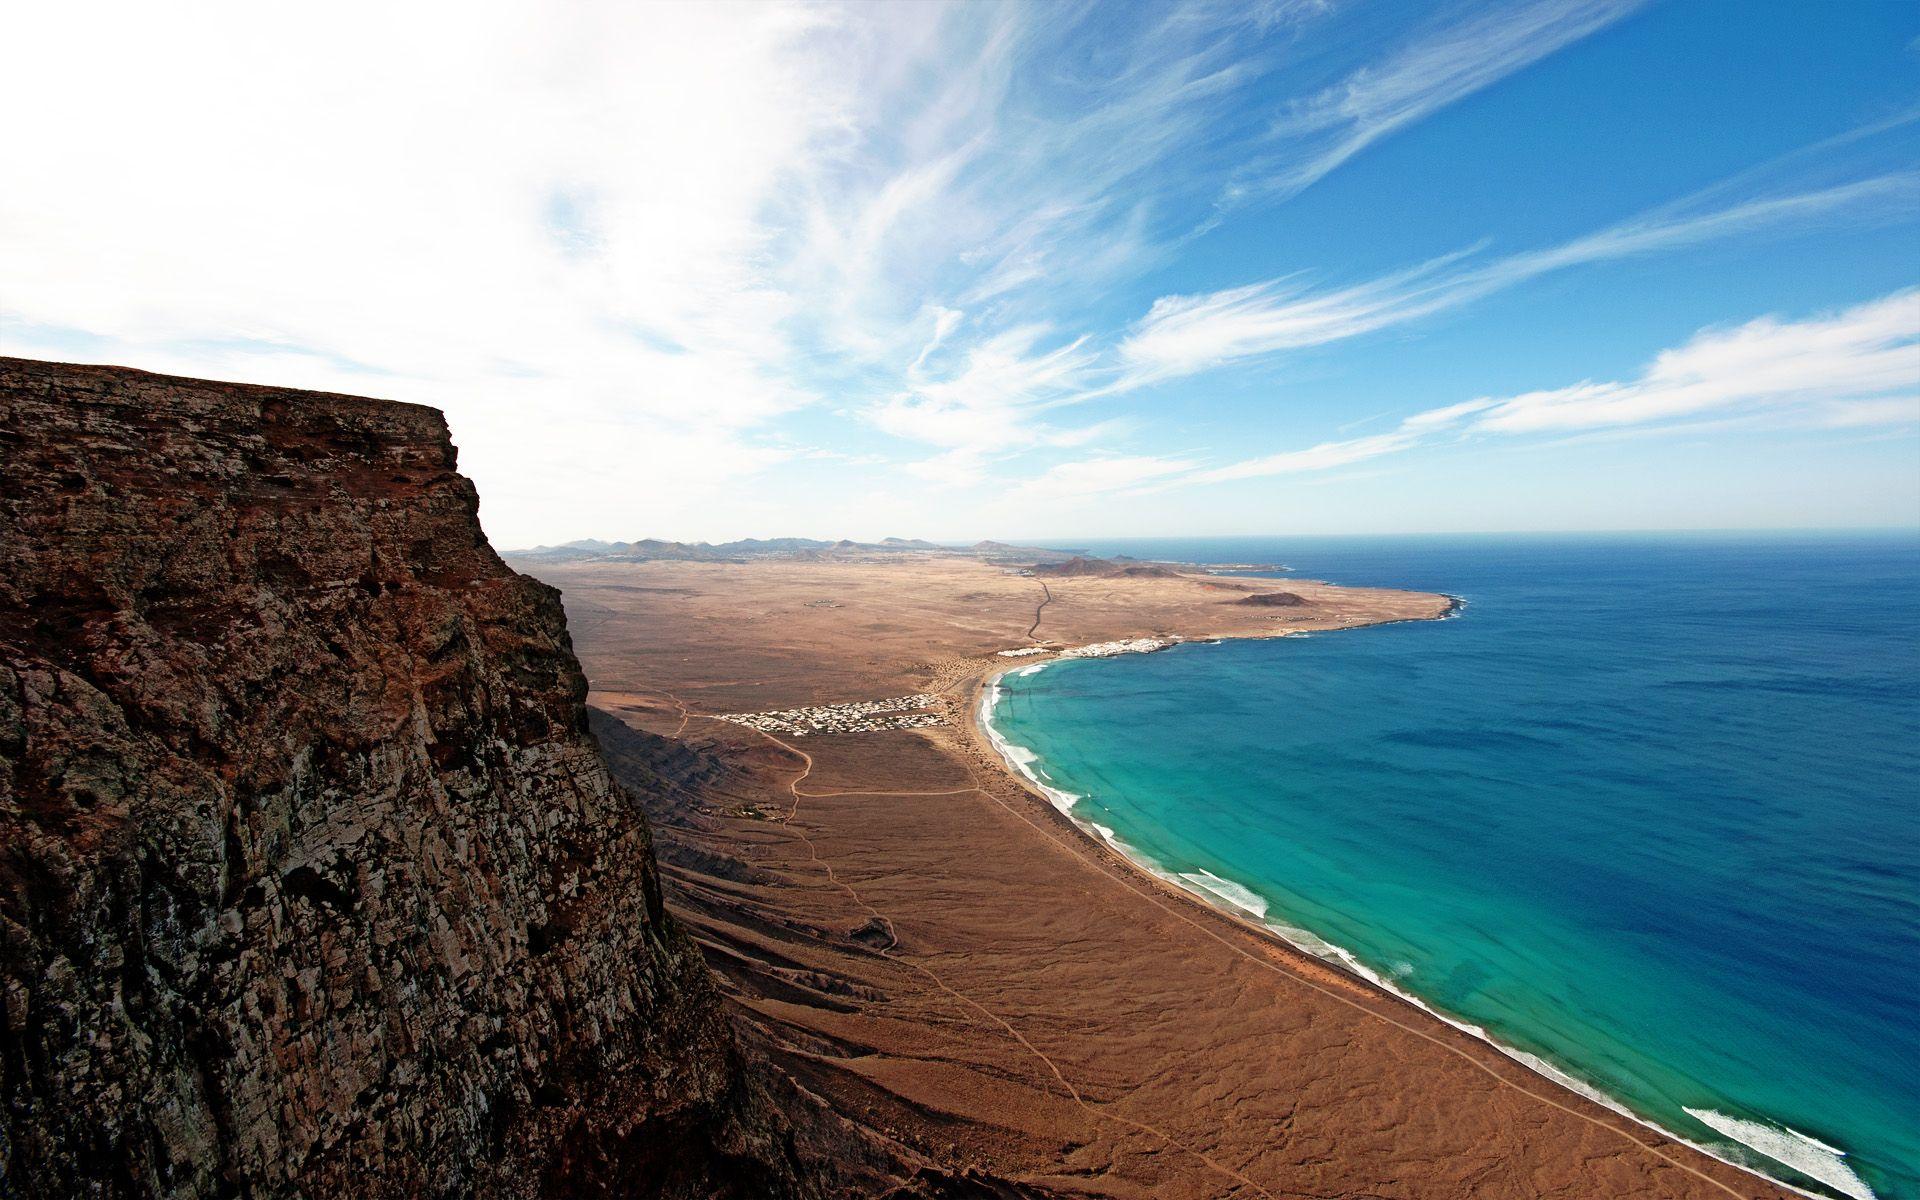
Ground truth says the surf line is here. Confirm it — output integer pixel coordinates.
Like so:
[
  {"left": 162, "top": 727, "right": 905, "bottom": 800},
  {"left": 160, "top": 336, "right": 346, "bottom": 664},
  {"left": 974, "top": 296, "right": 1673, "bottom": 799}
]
[
  {"left": 973, "top": 662, "right": 1823, "bottom": 1200},
  {"left": 676, "top": 709, "right": 1279, "bottom": 1200}
]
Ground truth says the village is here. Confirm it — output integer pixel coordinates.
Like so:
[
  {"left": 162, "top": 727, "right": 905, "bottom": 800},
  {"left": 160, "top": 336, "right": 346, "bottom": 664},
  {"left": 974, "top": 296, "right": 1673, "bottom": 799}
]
[
  {"left": 1058, "top": 637, "right": 1178, "bottom": 658},
  {"left": 996, "top": 637, "right": 1181, "bottom": 661},
  {"left": 716, "top": 693, "right": 949, "bottom": 738}
]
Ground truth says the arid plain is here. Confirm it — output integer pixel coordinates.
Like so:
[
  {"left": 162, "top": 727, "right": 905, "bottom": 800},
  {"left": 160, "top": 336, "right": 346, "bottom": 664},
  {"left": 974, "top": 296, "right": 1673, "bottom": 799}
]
[{"left": 515, "top": 549, "right": 1796, "bottom": 1200}]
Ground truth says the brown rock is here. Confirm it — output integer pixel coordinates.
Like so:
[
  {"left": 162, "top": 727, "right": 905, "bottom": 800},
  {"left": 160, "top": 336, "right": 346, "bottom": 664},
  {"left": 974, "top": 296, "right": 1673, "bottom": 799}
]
[{"left": 0, "top": 360, "right": 1013, "bottom": 1199}]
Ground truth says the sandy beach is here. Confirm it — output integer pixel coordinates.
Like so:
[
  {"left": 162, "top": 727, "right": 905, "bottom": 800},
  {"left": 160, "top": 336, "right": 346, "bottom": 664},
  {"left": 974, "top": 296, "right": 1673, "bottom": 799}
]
[{"left": 516, "top": 550, "right": 1799, "bottom": 1200}]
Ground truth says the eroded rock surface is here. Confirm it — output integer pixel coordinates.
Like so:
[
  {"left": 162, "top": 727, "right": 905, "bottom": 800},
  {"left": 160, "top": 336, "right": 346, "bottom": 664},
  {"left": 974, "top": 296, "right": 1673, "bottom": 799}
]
[{"left": 0, "top": 360, "right": 981, "bottom": 1199}]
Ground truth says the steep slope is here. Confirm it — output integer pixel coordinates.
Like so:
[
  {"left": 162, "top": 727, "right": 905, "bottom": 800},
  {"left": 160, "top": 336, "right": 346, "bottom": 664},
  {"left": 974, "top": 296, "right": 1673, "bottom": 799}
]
[{"left": 0, "top": 359, "right": 996, "bottom": 1198}]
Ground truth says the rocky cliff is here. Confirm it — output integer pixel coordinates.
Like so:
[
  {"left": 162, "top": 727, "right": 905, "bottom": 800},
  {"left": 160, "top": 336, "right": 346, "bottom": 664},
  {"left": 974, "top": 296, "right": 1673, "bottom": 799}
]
[{"left": 0, "top": 359, "right": 979, "bottom": 1198}]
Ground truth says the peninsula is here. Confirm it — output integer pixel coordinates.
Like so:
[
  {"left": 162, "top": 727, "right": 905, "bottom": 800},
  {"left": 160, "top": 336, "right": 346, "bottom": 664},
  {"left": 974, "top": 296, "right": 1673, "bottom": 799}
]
[{"left": 512, "top": 543, "right": 1796, "bottom": 1199}]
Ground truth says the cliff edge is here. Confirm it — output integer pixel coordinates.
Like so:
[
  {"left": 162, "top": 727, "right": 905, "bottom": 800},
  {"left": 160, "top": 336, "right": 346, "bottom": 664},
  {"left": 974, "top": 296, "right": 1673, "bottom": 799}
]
[{"left": 0, "top": 360, "right": 952, "bottom": 1198}]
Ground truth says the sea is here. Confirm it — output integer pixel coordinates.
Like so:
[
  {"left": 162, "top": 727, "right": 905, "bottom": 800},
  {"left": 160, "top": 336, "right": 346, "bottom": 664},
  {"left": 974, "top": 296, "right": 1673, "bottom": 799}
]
[{"left": 981, "top": 532, "right": 1919, "bottom": 1200}]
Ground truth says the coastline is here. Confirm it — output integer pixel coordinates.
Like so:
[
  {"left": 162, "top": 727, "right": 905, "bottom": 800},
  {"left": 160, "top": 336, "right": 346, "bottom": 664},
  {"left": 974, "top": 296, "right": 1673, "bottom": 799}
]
[
  {"left": 963, "top": 625, "right": 1850, "bottom": 1200},
  {"left": 527, "top": 550, "right": 1816, "bottom": 1200}
]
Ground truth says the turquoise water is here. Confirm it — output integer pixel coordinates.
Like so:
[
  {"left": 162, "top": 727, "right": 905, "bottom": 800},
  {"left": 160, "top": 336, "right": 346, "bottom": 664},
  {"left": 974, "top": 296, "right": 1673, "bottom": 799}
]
[{"left": 986, "top": 534, "right": 1920, "bottom": 1199}]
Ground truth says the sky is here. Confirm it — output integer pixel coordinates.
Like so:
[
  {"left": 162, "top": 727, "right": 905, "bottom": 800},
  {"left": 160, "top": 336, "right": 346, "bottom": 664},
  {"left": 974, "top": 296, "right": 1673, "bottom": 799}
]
[{"left": 3, "top": 0, "right": 1917, "bottom": 548}]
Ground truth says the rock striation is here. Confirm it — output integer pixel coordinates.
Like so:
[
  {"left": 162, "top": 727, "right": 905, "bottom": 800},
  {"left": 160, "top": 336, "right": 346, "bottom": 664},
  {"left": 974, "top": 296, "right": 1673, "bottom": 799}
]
[{"left": 0, "top": 359, "right": 989, "bottom": 1199}]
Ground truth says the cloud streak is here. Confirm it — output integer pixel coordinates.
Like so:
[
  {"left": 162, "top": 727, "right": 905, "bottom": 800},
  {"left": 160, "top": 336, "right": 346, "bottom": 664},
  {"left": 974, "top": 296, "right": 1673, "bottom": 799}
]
[
  {"left": 1193, "top": 289, "right": 1920, "bottom": 483},
  {"left": 774, "top": 0, "right": 1666, "bottom": 473},
  {"left": 1117, "top": 172, "right": 1920, "bottom": 389},
  {"left": 1235, "top": 0, "right": 1646, "bottom": 203},
  {"left": 0, "top": 0, "right": 865, "bottom": 545},
  {"left": 1, "top": 1, "right": 1911, "bottom": 538}
]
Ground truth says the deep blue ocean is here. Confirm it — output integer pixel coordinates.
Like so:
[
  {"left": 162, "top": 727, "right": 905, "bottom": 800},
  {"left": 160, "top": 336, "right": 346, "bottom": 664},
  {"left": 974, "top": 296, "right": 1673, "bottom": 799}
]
[{"left": 985, "top": 533, "right": 1919, "bottom": 1200}]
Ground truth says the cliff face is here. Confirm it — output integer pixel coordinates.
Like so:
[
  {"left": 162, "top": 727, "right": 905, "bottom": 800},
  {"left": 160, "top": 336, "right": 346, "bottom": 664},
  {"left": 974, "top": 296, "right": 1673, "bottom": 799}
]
[{"left": 0, "top": 360, "right": 800, "bottom": 1197}]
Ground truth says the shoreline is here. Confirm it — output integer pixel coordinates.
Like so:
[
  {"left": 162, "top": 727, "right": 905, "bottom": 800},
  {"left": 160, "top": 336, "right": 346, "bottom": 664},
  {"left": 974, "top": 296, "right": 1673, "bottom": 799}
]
[
  {"left": 961, "top": 621, "right": 1845, "bottom": 1200},
  {"left": 530, "top": 550, "right": 1821, "bottom": 1199}
]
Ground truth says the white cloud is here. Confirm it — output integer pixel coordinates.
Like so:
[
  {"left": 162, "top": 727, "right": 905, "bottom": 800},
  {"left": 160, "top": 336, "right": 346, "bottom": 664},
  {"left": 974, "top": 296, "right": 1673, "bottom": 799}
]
[
  {"left": 1195, "top": 428, "right": 1431, "bottom": 483},
  {"left": 1116, "top": 173, "right": 1919, "bottom": 389},
  {"left": 1008, "top": 454, "right": 1203, "bottom": 503},
  {"left": 1475, "top": 289, "right": 1920, "bottom": 433},
  {"left": 2, "top": 0, "right": 1908, "bottom": 541},
  {"left": 1819, "top": 397, "right": 1920, "bottom": 428},
  {"left": 0, "top": 0, "right": 858, "bottom": 547},
  {"left": 871, "top": 323, "right": 1108, "bottom": 485},
  {"left": 1484, "top": 174, "right": 1920, "bottom": 286},
  {"left": 1235, "top": 0, "right": 1645, "bottom": 202},
  {"left": 2, "top": 0, "right": 1327, "bottom": 533},
  {"left": 1115, "top": 253, "right": 1471, "bottom": 386},
  {"left": 1401, "top": 397, "right": 1500, "bottom": 429},
  {"left": 773, "top": 0, "right": 1650, "bottom": 441},
  {"left": 1195, "top": 289, "right": 1920, "bottom": 483},
  {"left": 776, "top": 3, "right": 1281, "bottom": 371}
]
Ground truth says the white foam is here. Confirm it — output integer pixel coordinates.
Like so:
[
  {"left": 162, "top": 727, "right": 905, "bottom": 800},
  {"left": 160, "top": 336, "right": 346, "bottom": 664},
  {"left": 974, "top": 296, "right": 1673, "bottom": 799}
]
[
  {"left": 978, "top": 683, "right": 1080, "bottom": 814},
  {"left": 1015, "top": 663, "right": 1047, "bottom": 677},
  {"left": 974, "top": 648, "right": 1840, "bottom": 1200},
  {"left": 1684, "top": 1109, "right": 1876, "bottom": 1200},
  {"left": 1177, "top": 868, "right": 1269, "bottom": 918},
  {"left": 1232, "top": 897, "right": 1864, "bottom": 1200}
]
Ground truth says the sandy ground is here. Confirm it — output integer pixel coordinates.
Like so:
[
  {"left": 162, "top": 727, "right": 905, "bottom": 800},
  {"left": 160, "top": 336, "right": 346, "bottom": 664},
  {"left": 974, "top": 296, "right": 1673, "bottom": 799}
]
[{"left": 518, "top": 552, "right": 1796, "bottom": 1200}]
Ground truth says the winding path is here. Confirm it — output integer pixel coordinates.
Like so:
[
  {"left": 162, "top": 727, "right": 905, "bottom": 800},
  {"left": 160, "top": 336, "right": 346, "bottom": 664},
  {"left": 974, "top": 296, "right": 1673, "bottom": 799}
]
[
  {"left": 646, "top": 679, "right": 1759, "bottom": 1200},
  {"left": 1025, "top": 581, "right": 1052, "bottom": 642},
  {"left": 671, "top": 702, "right": 1278, "bottom": 1199}
]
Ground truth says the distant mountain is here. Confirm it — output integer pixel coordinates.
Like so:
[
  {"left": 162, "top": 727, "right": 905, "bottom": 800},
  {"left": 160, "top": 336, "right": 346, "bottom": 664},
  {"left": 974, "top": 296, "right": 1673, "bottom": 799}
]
[
  {"left": 505, "top": 535, "right": 1096, "bottom": 565},
  {"left": 509, "top": 538, "right": 726, "bottom": 563},
  {"left": 507, "top": 535, "right": 956, "bottom": 564},
  {"left": 1031, "top": 555, "right": 1180, "bottom": 579},
  {"left": 718, "top": 537, "right": 838, "bottom": 553},
  {"left": 967, "top": 540, "right": 1087, "bottom": 563}
]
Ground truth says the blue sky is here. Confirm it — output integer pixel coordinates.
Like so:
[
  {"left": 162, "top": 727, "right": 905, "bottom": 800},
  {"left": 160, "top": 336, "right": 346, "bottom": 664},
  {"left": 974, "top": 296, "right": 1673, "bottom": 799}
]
[{"left": 3, "top": 0, "right": 1916, "bottom": 546}]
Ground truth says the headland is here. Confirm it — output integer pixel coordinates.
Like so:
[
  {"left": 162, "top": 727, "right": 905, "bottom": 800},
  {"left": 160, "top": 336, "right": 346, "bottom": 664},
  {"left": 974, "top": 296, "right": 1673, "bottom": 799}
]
[{"left": 514, "top": 542, "right": 1795, "bottom": 1199}]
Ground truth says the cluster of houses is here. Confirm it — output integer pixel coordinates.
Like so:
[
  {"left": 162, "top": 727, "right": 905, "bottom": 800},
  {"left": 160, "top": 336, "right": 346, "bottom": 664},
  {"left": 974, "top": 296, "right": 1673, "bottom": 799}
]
[
  {"left": 994, "top": 638, "right": 1181, "bottom": 663},
  {"left": 716, "top": 693, "right": 948, "bottom": 738},
  {"left": 1058, "top": 637, "right": 1177, "bottom": 658}
]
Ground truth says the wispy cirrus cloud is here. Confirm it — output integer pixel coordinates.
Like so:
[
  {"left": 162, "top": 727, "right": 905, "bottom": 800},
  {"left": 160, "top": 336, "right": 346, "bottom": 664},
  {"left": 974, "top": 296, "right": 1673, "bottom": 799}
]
[
  {"left": 1228, "top": 0, "right": 1647, "bottom": 204},
  {"left": 4, "top": 0, "right": 1360, "bottom": 529},
  {"left": 1114, "top": 252, "right": 1475, "bottom": 387},
  {"left": 872, "top": 324, "right": 1104, "bottom": 484},
  {"left": 781, "top": 3, "right": 1280, "bottom": 368},
  {"left": 780, "top": 0, "right": 1652, "bottom": 474},
  {"left": 0, "top": 0, "right": 863, "bottom": 546},
  {"left": 1192, "top": 289, "right": 1920, "bottom": 483},
  {"left": 3, "top": 0, "right": 1910, "bottom": 539},
  {"left": 1009, "top": 454, "right": 1205, "bottom": 503},
  {"left": 1117, "top": 171, "right": 1920, "bottom": 390},
  {"left": 1473, "top": 289, "right": 1920, "bottom": 433}
]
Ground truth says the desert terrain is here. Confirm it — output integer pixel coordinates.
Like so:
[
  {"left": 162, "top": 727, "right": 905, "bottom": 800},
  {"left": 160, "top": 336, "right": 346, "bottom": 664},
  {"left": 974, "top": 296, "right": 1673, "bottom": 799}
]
[{"left": 517, "top": 549, "right": 1794, "bottom": 1200}]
